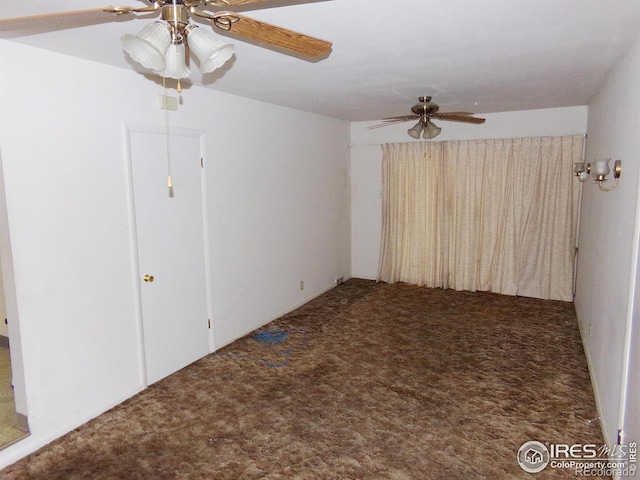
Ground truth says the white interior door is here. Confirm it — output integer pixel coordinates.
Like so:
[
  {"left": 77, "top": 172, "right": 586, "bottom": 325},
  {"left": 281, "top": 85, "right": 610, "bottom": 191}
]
[{"left": 127, "top": 125, "right": 210, "bottom": 385}]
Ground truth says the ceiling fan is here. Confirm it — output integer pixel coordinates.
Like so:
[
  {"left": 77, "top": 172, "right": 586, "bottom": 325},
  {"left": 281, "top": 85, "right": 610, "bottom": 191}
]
[
  {"left": 369, "top": 96, "right": 486, "bottom": 140},
  {"left": 0, "top": 0, "right": 332, "bottom": 90}
]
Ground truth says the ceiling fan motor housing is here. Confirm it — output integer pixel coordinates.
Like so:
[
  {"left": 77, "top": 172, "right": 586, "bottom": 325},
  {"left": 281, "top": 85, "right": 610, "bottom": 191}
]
[
  {"left": 162, "top": 1, "right": 190, "bottom": 34},
  {"left": 411, "top": 96, "right": 440, "bottom": 116}
]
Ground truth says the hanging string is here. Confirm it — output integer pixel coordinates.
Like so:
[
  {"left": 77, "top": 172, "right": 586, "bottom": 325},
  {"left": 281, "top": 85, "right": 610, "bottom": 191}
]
[{"left": 162, "top": 76, "right": 174, "bottom": 197}]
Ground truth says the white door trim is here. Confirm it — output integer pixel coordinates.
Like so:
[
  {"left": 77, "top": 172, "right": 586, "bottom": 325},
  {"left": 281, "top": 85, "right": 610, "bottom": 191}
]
[{"left": 122, "top": 122, "right": 213, "bottom": 387}]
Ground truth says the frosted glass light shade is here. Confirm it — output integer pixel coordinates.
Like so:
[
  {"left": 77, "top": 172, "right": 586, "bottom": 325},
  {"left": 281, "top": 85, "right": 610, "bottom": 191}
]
[
  {"left": 593, "top": 158, "right": 611, "bottom": 180},
  {"left": 423, "top": 121, "right": 441, "bottom": 139},
  {"left": 163, "top": 43, "right": 191, "bottom": 79},
  {"left": 122, "top": 22, "right": 171, "bottom": 72},
  {"left": 574, "top": 162, "right": 589, "bottom": 181},
  {"left": 408, "top": 122, "right": 423, "bottom": 139},
  {"left": 187, "top": 26, "right": 234, "bottom": 73}
]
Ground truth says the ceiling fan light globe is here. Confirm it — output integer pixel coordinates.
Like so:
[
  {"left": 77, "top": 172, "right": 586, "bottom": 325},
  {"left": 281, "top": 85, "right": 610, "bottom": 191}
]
[
  {"left": 163, "top": 42, "right": 191, "bottom": 80},
  {"left": 200, "top": 44, "right": 235, "bottom": 73},
  {"left": 121, "top": 22, "right": 171, "bottom": 72},
  {"left": 408, "top": 122, "right": 423, "bottom": 139},
  {"left": 423, "top": 121, "right": 442, "bottom": 139},
  {"left": 186, "top": 26, "right": 235, "bottom": 74}
]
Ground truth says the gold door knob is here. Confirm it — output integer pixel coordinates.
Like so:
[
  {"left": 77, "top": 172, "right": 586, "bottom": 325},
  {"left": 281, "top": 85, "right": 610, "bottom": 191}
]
[{"left": 143, "top": 274, "right": 154, "bottom": 283}]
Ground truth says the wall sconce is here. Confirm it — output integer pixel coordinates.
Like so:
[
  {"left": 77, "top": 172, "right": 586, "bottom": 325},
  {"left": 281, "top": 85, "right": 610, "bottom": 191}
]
[
  {"left": 574, "top": 162, "right": 589, "bottom": 182},
  {"left": 592, "top": 158, "right": 622, "bottom": 191}
]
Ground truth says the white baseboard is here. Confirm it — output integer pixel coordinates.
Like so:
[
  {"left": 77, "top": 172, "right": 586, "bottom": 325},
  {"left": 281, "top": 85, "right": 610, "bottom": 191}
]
[
  {"left": 575, "top": 309, "right": 612, "bottom": 447},
  {"left": 212, "top": 280, "right": 347, "bottom": 351}
]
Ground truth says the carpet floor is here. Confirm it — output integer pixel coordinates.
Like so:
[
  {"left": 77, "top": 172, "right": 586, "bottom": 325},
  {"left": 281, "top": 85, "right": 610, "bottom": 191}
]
[{"left": 0, "top": 279, "right": 605, "bottom": 479}]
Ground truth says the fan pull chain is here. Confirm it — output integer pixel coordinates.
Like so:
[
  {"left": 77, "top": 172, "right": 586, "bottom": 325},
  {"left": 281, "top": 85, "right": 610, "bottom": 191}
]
[{"left": 162, "top": 77, "right": 174, "bottom": 197}]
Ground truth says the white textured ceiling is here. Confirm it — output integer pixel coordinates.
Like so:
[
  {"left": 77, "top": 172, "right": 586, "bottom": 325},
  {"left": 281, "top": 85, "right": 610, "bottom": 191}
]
[{"left": 2, "top": 0, "right": 639, "bottom": 121}]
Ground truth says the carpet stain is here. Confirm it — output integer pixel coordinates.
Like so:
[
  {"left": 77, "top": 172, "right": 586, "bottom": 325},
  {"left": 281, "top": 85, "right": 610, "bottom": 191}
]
[{"left": 1, "top": 280, "right": 607, "bottom": 479}]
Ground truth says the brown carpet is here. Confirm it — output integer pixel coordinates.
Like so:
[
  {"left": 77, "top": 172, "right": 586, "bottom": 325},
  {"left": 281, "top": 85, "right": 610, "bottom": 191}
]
[{"left": 1, "top": 279, "right": 605, "bottom": 479}]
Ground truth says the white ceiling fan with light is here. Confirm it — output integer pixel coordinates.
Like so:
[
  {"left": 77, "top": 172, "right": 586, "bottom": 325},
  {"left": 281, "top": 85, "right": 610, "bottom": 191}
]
[
  {"left": 0, "top": 0, "right": 333, "bottom": 92},
  {"left": 369, "top": 96, "right": 486, "bottom": 140}
]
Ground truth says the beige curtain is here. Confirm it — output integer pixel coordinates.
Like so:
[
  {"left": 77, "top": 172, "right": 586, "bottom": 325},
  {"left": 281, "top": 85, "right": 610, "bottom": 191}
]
[{"left": 378, "top": 135, "right": 583, "bottom": 302}]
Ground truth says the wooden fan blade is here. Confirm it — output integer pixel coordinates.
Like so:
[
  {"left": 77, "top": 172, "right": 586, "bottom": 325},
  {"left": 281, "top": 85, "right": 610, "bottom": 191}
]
[
  {"left": 204, "top": 0, "right": 281, "bottom": 6},
  {"left": 367, "top": 118, "right": 416, "bottom": 130},
  {"left": 381, "top": 115, "right": 420, "bottom": 122},
  {"left": 368, "top": 123, "right": 396, "bottom": 130},
  {"left": 202, "top": 0, "right": 331, "bottom": 11},
  {"left": 0, "top": 8, "right": 113, "bottom": 31},
  {"left": 434, "top": 113, "right": 486, "bottom": 124},
  {"left": 0, "top": 7, "right": 143, "bottom": 36},
  {"left": 213, "top": 13, "right": 331, "bottom": 57},
  {"left": 436, "top": 112, "right": 475, "bottom": 116}
]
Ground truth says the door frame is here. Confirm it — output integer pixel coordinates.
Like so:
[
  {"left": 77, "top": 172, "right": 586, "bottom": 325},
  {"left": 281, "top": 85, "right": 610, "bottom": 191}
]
[
  {"left": 122, "top": 123, "right": 214, "bottom": 387},
  {"left": 0, "top": 148, "right": 29, "bottom": 430}
]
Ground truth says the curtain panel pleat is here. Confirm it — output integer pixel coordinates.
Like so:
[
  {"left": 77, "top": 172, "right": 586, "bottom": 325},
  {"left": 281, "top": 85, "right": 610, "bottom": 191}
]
[{"left": 377, "top": 135, "right": 582, "bottom": 302}]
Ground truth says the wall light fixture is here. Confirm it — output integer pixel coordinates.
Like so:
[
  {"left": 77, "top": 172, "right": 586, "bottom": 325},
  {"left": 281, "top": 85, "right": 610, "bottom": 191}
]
[
  {"left": 574, "top": 159, "right": 621, "bottom": 191},
  {"left": 574, "top": 162, "right": 589, "bottom": 182},
  {"left": 592, "top": 158, "right": 622, "bottom": 192}
]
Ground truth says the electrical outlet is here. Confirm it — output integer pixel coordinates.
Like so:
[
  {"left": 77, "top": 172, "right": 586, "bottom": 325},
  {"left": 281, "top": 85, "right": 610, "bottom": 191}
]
[
  {"left": 335, "top": 277, "right": 344, "bottom": 286},
  {"left": 300, "top": 281, "right": 304, "bottom": 291}
]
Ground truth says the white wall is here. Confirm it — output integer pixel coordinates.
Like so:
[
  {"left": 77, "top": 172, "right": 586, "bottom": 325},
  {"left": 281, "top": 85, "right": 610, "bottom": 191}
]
[
  {"left": 0, "top": 262, "right": 7, "bottom": 338},
  {"left": 575, "top": 30, "right": 640, "bottom": 452},
  {"left": 205, "top": 95, "right": 351, "bottom": 348},
  {"left": 0, "top": 40, "right": 350, "bottom": 468},
  {"left": 350, "top": 106, "right": 589, "bottom": 279}
]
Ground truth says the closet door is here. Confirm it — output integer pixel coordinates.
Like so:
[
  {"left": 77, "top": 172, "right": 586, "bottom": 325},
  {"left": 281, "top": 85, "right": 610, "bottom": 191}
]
[{"left": 127, "top": 125, "right": 210, "bottom": 385}]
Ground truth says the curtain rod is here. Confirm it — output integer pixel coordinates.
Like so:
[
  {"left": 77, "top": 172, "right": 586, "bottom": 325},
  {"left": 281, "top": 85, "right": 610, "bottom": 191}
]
[{"left": 349, "top": 133, "right": 586, "bottom": 149}]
